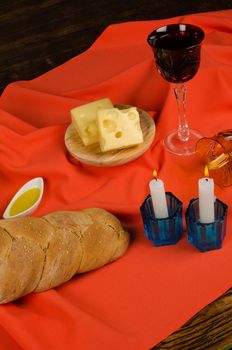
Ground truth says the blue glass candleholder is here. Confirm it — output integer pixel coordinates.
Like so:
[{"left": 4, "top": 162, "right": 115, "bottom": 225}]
[
  {"left": 140, "top": 192, "right": 183, "bottom": 247},
  {"left": 185, "top": 198, "right": 228, "bottom": 252}
]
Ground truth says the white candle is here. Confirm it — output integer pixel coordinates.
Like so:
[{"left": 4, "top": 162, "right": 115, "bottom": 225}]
[
  {"left": 149, "top": 177, "right": 169, "bottom": 219},
  {"left": 198, "top": 176, "right": 215, "bottom": 224}
]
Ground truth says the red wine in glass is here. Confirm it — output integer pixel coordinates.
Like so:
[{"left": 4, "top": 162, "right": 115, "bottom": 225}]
[{"left": 147, "top": 24, "right": 205, "bottom": 155}]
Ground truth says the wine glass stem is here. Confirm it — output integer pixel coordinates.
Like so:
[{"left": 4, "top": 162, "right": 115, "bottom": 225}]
[{"left": 174, "top": 83, "right": 190, "bottom": 142}]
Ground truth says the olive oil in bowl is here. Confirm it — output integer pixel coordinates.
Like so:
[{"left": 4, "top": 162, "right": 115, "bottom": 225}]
[
  {"left": 3, "top": 177, "right": 44, "bottom": 219},
  {"left": 9, "top": 188, "right": 41, "bottom": 216}
]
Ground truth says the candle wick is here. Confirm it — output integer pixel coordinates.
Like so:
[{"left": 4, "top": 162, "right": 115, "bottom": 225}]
[{"left": 205, "top": 178, "right": 209, "bottom": 182}]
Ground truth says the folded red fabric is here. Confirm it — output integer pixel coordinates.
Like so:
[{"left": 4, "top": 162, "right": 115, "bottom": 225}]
[{"left": 0, "top": 9, "right": 232, "bottom": 350}]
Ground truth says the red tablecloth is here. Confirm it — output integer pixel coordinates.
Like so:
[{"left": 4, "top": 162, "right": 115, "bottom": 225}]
[{"left": 0, "top": 9, "right": 232, "bottom": 350}]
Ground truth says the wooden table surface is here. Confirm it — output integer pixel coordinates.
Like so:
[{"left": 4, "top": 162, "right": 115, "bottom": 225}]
[{"left": 1, "top": 1, "right": 232, "bottom": 349}]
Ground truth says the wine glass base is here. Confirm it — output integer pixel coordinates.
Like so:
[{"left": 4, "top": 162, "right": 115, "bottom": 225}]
[{"left": 164, "top": 129, "right": 203, "bottom": 156}]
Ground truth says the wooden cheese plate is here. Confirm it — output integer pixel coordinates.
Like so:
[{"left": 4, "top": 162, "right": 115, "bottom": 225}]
[{"left": 64, "top": 104, "right": 156, "bottom": 167}]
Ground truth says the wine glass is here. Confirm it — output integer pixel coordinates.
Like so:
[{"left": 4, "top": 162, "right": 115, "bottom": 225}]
[{"left": 147, "top": 23, "right": 205, "bottom": 156}]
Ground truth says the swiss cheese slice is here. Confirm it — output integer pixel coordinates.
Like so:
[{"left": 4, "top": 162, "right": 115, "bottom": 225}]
[
  {"left": 97, "top": 107, "right": 143, "bottom": 152},
  {"left": 71, "top": 98, "right": 113, "bottom": 146}
]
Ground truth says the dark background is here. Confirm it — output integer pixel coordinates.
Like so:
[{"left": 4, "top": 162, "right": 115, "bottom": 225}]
[
  {"left": 1, "top": 0, "right": 232, "bottom": 93},
  {"left": 1, "top": 1, "right": 232, "bottom": 348}
]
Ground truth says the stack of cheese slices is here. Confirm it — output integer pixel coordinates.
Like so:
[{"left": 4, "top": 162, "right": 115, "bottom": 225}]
[{"left": 71, "top": 98, "right": 144, "bottom": 152}]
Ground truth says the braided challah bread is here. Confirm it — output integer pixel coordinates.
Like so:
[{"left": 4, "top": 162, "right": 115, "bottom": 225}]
[{"left": 0, "top": 208, "right": 129, "bottom": 303}]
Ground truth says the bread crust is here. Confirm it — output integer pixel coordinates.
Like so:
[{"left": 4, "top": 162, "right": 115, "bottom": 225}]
[{"left": 0, "top": 208, "right": 129, "bottom": 303}]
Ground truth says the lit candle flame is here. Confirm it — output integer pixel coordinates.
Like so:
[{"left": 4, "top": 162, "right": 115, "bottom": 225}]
[
  {"left": 152, "top": 169, "right": 158, "bottom": 180},
  {"left": 204, "top": 165, "right": 209, "bottom": 177}
]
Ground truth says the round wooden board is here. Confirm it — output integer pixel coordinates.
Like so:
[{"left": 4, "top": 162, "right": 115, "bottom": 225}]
[{"left": 64, "top": 104, "right": 156, "bottom": 167}]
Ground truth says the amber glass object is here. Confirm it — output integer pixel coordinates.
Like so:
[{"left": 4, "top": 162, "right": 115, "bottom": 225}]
[{"left": 196, "top": 130, "right": 232, "bottom": 186}]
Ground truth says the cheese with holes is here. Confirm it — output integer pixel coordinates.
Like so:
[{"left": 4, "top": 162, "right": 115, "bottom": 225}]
[
  {"left": 97, "top": 107, "right": 143, "bottom": 152},
  {"left": 71, "top": 98, "right": 113, "bottom": 146}
]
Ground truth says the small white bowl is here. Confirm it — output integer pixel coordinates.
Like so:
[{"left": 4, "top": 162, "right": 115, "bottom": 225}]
[{"left": 3, "top": 177, "right": 44, "bottom": 219}]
